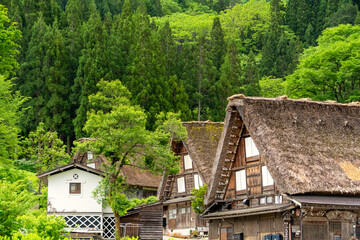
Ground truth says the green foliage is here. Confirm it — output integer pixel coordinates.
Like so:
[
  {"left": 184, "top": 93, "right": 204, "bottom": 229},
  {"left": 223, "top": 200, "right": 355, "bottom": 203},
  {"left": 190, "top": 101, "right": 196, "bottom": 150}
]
[
  {"left": 259, "top": 76, "right": 287, "bottom": 97},
  {"left": 190, "top": 184, "right": 207, "bottom": 214},
  {"left": 326, "top": 1, "right": 358, "bottom": 28},
  {"left": 0, "top": 76, "right": 27, "bottom": 165},
  {"left": 220, "top": 0, "right": 271, "bottom": 53},
  {"left": 0, "top": 180, "right": 36, "bottom": 236},
  {"left": 161, "top": 0, "right": 182, "bottom": 15},
  {"left": 155, "top": 112, "right": 187, "bottom": 141},
  {"left": 0, "top": 166, "right": 38, "bottom": 191},
  {"left": 286, "top": 24, "right": 360, "bottom": 102},
  {"left": 15, "top": 210, "right": 68, "bottom": 239},
  {"left": 0, "top": 5, "right": 21, "bottom": 78},
  {"left": 19, "top": 122, "right": 70, "bottom": 173},
  {"left": 79, "top": 79, "right": 185, "bottom": 237},
  {"left": 120, "top": 237, "right": 139, "bottom": 240},
  {"left": 153, "top": 12, "right": 215, "bottom": 41}
]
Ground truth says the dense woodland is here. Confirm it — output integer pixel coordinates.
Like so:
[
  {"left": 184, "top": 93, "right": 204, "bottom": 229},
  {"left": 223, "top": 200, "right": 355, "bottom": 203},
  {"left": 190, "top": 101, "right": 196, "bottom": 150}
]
[
  {"left": 1, "top": 0, "right": 360, "bottom": 238},
  {"left": 2, "top": 0, "right": 360, "bottom": 148}
]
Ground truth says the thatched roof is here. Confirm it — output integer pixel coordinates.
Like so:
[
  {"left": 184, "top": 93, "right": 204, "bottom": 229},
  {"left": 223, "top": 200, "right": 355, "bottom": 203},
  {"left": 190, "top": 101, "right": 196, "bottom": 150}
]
[
  {"left": 120, "top": 165, "right": 160, "bottom": 189},
  {"left": 206, "top": 95, "right": 360, "bottom": 203},
  {"left": 182, "top": 121, "right": 224, "bottom": 185}
]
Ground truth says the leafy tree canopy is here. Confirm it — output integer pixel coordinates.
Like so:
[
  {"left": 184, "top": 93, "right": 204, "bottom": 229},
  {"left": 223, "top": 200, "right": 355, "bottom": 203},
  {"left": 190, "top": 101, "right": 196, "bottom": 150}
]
[
  {"left": 77, "top": 79, "right": 186, "bottom": 239},
  {"left": 0, "top": 5, "right": 21, "bottom": 78},
  {"left": 285, "top": 24, "right": 360, "bottom": 102},
  {"left": 0, "top": 76, "right": 27, "bottom": 166},
  {"left": 19, "top": 122, "right": 70, "bottom": 173}
]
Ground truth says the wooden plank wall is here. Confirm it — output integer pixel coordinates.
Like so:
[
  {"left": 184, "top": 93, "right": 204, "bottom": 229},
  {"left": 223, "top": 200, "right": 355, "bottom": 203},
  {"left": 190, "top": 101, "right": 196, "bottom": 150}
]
[{"left": 139, "top": 204, "right": 163, "bottom": 240}]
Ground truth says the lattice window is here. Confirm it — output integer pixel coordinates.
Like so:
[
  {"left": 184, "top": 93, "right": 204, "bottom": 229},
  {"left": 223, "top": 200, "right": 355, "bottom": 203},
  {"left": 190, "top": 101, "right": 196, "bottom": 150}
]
[
  {"left": 103, "top": 216, "right": 115, "bottom": 239},
  {"left": 64, "top": 215, "right": 101, "bottom": 230}
]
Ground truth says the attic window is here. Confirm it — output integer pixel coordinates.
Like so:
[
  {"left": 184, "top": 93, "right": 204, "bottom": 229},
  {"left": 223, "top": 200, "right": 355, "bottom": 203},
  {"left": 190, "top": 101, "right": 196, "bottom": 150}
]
[
  {"left": 69, "top": 183, "right": 81, "bottom": 194},
  {"left": 184, "top": 154, "right": 193, "bottom": 170},
  {"left": 177, "top": 177, "right": 186, "bottom": 193},
  {"left": 245, "top": 137, "right": 259, "bottom": 158},
  {"left": 262, "top": 166, "right": 274, "bottom": 187},
  {"left": 194, "top": 174, "right": 203, "bottom": 189},
  {"left": 235, "top": 170, "right": 246, "bottom": 191},
  {"left": 87, "top": 151, "right": 93, "bottom": 160}
]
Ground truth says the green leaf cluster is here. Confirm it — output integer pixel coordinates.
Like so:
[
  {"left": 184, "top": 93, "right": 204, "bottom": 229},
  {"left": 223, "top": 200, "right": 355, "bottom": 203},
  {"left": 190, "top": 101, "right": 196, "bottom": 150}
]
[
  {"left": 286, "top": 24, "right": 360, "bottom": 102},
  {"left": 190, "top": 184, "right": 207, "bottom": 214},
  {"left": 19, "top": 122, "right": 70, "bottom": 173}
]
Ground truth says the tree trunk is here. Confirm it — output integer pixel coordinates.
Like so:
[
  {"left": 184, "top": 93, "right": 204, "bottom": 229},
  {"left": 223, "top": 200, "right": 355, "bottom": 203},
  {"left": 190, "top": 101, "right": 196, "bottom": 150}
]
[{"left": 114, "top": 210, "right": 121, "bottom": 240}]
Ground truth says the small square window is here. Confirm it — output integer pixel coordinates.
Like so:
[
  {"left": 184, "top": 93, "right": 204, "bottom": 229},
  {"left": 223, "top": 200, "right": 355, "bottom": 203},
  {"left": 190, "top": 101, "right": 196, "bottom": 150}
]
[{"left": 69, "top": 183, "right": 81, "bottom": 194}]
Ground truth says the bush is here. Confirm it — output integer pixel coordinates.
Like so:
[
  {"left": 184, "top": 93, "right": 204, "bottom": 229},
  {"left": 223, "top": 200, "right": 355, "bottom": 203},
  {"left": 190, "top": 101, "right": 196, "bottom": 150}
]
[
  {"left": 14, "top": 210, "right": 68, "bottom": 239},
  {"left": 0, "top": 180, "right": 36, "bottom": 236}
]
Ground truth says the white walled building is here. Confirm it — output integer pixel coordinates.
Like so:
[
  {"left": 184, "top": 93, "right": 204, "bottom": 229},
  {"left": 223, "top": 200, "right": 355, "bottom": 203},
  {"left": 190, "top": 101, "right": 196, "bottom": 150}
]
[{"left": 37, "top": 163, "right": 115, "bottom": 239}]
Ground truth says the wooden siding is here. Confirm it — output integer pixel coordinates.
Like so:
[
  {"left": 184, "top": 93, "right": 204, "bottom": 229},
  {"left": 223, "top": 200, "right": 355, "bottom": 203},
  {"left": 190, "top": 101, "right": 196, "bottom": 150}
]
[
  {"left": 224, "top": 126, "right": 281, "bottom": 209},
  {"left": 166, "top": 202, "right": 206, "bottom": 230},
  {"left": 212, "top": 213, "right": 284, "bottom": 240},
  {"left": 139, "top": 204, "right": 163, "bottom": 240},
  {"left": 120, "top": 203, "right": 163, "bottom": 240}
]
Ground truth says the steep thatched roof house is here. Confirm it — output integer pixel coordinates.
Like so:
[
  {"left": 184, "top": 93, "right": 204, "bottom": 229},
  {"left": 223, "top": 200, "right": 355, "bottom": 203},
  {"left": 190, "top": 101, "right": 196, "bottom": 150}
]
[
  {"left": 203, "top": 95, "right": 360, "bottom": 240},
  {"left": 158, "top": 121, "right": 223, "bottom": 237}
]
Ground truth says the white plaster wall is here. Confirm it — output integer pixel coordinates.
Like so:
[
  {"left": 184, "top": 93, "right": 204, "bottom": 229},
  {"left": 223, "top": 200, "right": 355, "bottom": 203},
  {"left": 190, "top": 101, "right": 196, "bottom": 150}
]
[{"left": 47, "top": 168, "right": 103, "bottom": 213}]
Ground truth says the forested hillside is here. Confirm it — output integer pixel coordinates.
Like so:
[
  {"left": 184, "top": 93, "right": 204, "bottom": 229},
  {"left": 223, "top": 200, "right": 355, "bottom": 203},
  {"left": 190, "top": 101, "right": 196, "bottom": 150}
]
[{"left": 2, "top": 0, "right": 360, "bottom": 148}]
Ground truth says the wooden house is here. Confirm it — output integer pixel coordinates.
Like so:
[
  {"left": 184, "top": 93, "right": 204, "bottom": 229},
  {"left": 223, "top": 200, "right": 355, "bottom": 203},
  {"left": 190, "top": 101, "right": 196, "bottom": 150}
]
[
  {"left": 203, "top": 95, "right": 360, "bottom": 240},
  {"left": 157, "top": 121, "right": 224, "bottom": 237}
]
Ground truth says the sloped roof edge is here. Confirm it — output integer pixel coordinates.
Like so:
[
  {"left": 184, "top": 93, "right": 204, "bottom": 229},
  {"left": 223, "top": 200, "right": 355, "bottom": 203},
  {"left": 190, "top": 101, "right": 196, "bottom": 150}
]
[{"left": 37, "top": 163, "right": 105, "bottom": 178}]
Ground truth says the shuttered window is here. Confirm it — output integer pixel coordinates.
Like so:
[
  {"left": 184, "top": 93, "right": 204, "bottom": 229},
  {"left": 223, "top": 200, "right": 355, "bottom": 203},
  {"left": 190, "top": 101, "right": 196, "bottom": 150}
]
[
  {"left": 235, "top": 170, "right": 246, "bottom": 191},
  {"left": 245, "top": 137, "right": 259, "bottom": 158},
  {"left": 262, "top": 166, "right": 274, "bottom": 186},
  {"left": 194, "top": 174, "right": 203, "bottom": 189},
  {"left": 177, "top": 177, "right": 185, "bottom": 193},
  {"left": 184, "top": 154, "right": 193, "bottom": 170}
]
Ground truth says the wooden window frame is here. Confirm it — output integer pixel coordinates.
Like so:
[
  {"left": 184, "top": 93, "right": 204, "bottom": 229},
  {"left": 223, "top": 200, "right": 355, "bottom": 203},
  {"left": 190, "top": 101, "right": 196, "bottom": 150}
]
[{"left": 69, "top": 182, "right": 81, "bottom": 194}]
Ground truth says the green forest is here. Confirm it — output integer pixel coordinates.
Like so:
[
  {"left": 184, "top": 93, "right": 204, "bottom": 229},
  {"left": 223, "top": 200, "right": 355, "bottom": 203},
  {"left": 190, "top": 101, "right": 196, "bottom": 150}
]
[{"left": 1, "top": 0, "right": 360, "bottom": 238}]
